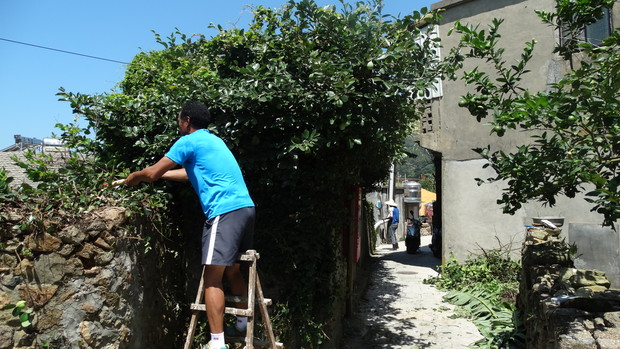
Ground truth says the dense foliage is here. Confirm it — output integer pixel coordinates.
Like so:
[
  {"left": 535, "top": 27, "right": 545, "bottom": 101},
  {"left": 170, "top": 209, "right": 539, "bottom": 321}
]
[
  {"left": 446, "top": 0, "right": 619, "bottom": 226},
  {"left": 426, "top": 247, "right": 523, "bottom": 348},
  {"left": 50, "top": 1, "right": 442, "bottom": 346},
  {"left": 395, "top": 137, "right": 435, "bottom": 190}
]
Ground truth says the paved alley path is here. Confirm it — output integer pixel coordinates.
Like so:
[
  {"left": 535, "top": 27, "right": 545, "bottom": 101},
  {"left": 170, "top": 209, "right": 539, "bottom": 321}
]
[{"left": 342, "top": 235, "right": 484, "bottom": 348}]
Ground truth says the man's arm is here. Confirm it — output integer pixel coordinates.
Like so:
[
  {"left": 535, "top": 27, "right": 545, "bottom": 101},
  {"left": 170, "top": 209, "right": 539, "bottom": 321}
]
[
  {"left": 162, "top": 168, "right": 188, "bottom": 182},
  {"left": 125, "top": 157, "right": 179, "bottom": 186}
]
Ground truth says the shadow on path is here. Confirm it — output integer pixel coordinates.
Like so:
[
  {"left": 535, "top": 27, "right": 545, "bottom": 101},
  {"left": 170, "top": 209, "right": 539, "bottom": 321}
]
[
  {"left": 376, "top": 242, "right": 441, "bottom": 272},
  {"left": 343, "top": 239, "right": 443, "bottom": 348},
  {"left": 342, "top": 236, "right": 482, "bottom": 348}
]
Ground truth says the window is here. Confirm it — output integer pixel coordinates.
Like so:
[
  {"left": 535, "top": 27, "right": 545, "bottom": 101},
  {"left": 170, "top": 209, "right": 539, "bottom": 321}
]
[
  {"left": 416, "top": 25, "right": 443, "bottom": 100},
  {"left": 560, "top": 8, "right": 612, "bottom": 47},
  {"left": 585, "top": 8, "right": 612, "bottom": 46}
]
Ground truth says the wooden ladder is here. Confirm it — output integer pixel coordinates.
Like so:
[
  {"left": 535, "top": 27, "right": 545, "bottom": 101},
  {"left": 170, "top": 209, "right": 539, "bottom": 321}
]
[{"left": 183, "top": 250, "right": 283, "bottom": 349}]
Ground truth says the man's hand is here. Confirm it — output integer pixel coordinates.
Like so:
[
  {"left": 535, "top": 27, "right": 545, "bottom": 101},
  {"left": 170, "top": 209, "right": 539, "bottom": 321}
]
[{"left": 124, "top": 172, "right": 142, "bottom": 186}]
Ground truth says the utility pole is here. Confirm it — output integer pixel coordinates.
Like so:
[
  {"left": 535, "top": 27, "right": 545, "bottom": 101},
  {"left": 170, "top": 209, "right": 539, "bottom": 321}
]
[{"left": 388, "top": 163, "right": 395, "bottom": 200}]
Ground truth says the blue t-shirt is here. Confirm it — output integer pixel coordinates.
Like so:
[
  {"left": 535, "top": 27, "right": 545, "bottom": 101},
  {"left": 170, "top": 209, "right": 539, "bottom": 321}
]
[
  {"left": 165, "top": 129, "right": 254, "bottom": 219},
  {"left": 391, "top": 207, "right": 399, "bottom": 224}
]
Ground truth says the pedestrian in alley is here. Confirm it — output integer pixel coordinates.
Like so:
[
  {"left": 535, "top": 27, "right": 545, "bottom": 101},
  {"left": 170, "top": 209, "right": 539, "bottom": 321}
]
[
  {"left": 385, "top": 199, "right": 400, "bottom": 250},
  {"left": 123, "top": 101, "right": 255, "bottom": 349}
]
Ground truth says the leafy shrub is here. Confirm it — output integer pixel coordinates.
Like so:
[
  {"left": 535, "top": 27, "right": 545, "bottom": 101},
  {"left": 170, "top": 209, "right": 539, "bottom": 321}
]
[
  {"left": 0, "top": 168, "right": 14, "bottom": 199},
  {"left": 49, "top": 1, "right": 443, "bottom": 347},
  {"left": 426, "top": 247, "right": 523, "bottom": 348}
]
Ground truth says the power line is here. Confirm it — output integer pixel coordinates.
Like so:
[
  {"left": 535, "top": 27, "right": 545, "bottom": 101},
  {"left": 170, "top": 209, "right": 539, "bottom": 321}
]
[{"left": 0, "top": 37, "right": 130, "bottom": 64}]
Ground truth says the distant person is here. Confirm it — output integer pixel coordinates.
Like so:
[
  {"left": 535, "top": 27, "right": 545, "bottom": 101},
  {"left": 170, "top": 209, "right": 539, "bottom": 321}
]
[
  {"left": 429, "top": 200, "right": 442, "bottom": 259},
  {"left": 124, "top": 101, "right": 255, "bottom": 349},
  {"left": 385, "top": 200, "right": 400, "bottom": 250},
  {"left": 425, "top": 202, "right": 434, "bottom": 224},
  {"left": 405, "top": 216, "right": 422, "bottom": 254}
]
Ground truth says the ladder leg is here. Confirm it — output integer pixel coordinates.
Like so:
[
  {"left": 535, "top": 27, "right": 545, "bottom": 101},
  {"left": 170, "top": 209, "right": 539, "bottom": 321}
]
[
  {"left": 184, "top": 266, "right": 206, "bottom": 349},
  {"left": 245, "top": 252, "right": 257, "bottom": 349},
  {"left": 184, "top": 312, "right": 200, "bottom": 349},
  {"left": 256, "top": 274, "right": 278, "bottom": 349}
]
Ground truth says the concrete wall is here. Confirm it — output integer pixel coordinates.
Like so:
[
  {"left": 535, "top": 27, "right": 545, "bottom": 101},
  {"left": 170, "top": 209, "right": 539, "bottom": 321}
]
[
  {"left": 425, "top": 0, "right": 560, "bottom": 161},
  {"left": 419, "top": 0, "right": 619, "bottom": 274}
]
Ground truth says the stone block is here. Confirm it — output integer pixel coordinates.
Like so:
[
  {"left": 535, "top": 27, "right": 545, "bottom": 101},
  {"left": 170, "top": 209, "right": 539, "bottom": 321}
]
[
  {"left": 93, "top": 238, "right": 112, "bottom": 251},
  {"left": 94, "top": 252, "right": 114, "bottom": 266},
  {"left": 559, "top": 267, "right": 576, "bottom": 283},
  {"left": 15, "top": 284, "right": 58, "bottom": 308},
  {"left": 603, "top": 311, "right": 620, "bottom": 327},
  {"left": 0, "top": 254, "right": 17, "bottom": 269},
  {"left": 34, "top": 306, "right": 62, "bottom": 331},
  {"left": 1, "top": 274, "right": 24, "bottom": 288},
  {"left": 556, "top": 321, "right": 596, "bottom": 348},
  {"left": 0, "top": 325, "right": 13, "bottom": 349},
  {"left": 97, "top": 207, "right": 127, "bottom": 229},
  {"left": 33, "top": 253, "right": 66, "bottom": 284},
  {"left": 573, "top": 269, "right": 611, "bottom": 288},
  {"left": 25, "top": 233, "right": 61, "bottom": 253},
  {"left": 63, "top": 258, "right": 84, "bottom": 277},
  {"left": 13, "top": 259, "right": 34, "bottom": 281},
  {"left": 58, "top": 225, "right": 86, "bottom": 245},
  {"left": 56, "top": 244, "right": 75, "bottom": 257},
  {"left": 522, "top": 241, "right": 573, "bottom": 267},
  {"left": 75, "top": 243, "right": 102, "bottom": 260},
  {"left": 594, "top": 329, "right": 620, "bottom": 349},
  {"left": 12, "top": 330, "right": 35, "bottom": 347}
]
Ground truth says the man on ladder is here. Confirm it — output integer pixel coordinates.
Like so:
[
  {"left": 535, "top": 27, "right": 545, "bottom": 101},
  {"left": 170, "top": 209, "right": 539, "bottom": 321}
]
[{"left": 124, "top": 101, "right": 255, "bottom": 349}]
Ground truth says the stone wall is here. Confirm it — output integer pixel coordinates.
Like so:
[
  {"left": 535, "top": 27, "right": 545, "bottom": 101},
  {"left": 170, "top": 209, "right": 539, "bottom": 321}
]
[
  {"left": 0, "top": 206, "right": 183, "bottom": 349},
  {"left": 519, "top": 225, "right": 620, "bottom": 348}
]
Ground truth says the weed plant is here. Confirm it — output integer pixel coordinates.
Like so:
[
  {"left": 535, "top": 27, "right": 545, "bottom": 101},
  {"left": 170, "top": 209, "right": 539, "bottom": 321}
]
[{"left": 425, "top": 247, "right": 524, "bottom": 349}]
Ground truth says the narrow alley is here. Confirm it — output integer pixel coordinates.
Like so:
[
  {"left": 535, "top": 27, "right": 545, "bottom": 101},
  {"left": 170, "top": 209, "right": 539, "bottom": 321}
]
[{"left": 342, "top": 235, "right": 483, "bottom": 348}]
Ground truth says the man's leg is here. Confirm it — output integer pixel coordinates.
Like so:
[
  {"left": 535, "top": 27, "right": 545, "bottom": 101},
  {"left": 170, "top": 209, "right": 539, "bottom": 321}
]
[
  {"left": 203, "top": 265, "right": 227, "bottom": 333},
  {"left": 225, "top": 263, "right": 248, "bottom": 310},
  {"left": 225, "top": 263, "right": 249, "bottom": 332},
  {"left": 389, "top": 224, "right": 399, "bottom": 249}
]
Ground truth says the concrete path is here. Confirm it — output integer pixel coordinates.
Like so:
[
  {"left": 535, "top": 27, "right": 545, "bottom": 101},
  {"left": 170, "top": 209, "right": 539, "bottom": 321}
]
[{"left": 342, "top": 235, "right": 484, "bottom": 348}]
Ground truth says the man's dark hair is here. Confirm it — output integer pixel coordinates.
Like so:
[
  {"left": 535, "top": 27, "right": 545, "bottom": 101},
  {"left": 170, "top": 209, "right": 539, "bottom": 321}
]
[{"left": 180, "top": 101, "right": 211, "bottom": 129}]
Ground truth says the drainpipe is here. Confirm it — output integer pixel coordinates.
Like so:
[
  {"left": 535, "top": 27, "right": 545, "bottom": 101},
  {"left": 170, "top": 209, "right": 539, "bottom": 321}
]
[{"left": 388, "top": 163, "right": 395, "bottom": 200}]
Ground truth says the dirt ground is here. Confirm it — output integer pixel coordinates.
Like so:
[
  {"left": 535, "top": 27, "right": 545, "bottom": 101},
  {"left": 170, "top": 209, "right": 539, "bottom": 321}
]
[{"left": 341, "top": 235, "right": 483, "bottom": 348}]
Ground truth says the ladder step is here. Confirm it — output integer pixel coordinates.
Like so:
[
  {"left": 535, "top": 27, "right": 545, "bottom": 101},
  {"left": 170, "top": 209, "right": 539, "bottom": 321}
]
[
  {"left": 227, "top": 336, "right": 284, "bottom": 348},
  {"left": 238, "top": 250, "right": 260, "bottom": 261},
  {"left": 224, "top": 295, "right": 272, "bottom": 306},
  {"left": 224, "top": 306, "right": 253, "bottom": 317},
  {"left": 189, "top": 303, "right": 252, "bottom": 317},
  {"left": 191, "top": 297, "right": 271, "bottom": 309},
  {"left": 191, "top": 299, "right": 272, "bottom": 311},
  {"left": 191, "top": 305, "right": 264, "bottom": 318}
]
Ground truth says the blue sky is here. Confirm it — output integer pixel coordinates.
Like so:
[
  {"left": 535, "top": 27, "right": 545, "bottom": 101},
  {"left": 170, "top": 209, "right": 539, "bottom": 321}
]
[{"left": 0, "top": 0, "right": 434, "bottom": 148}]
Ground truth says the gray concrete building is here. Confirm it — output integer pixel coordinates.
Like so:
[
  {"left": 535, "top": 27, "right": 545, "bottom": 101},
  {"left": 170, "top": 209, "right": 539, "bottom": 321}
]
[{"left": 417, "top": 0, "right": 620, "bottom": 285}]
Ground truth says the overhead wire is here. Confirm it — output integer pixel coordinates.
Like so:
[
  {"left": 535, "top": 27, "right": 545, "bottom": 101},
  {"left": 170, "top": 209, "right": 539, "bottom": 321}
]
[{"left": 0, "top": 37, "right": 130, "bottom": 64}]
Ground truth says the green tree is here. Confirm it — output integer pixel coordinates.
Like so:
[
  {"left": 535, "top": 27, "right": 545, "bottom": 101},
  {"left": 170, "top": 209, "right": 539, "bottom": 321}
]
[
  {"left": 397, "top": 138, "right": 435, "bottom": 176},
  {"left": 396, "top": 137, "right": 436, "bottom": 191},
  {"left": 447, "top": 0, "right": 619, "bottom": 226},
  {"left": 56, "top": 1, "right": 442, "bottom": 346}
]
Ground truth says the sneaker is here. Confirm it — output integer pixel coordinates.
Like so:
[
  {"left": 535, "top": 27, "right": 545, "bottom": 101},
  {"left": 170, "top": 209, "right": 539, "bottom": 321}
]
[
  {"left": 225, "top": 325, "right": 247, "bottom": 337},
  {"left": 200, "top": 341, "right": 229, "bottom": 349}
]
